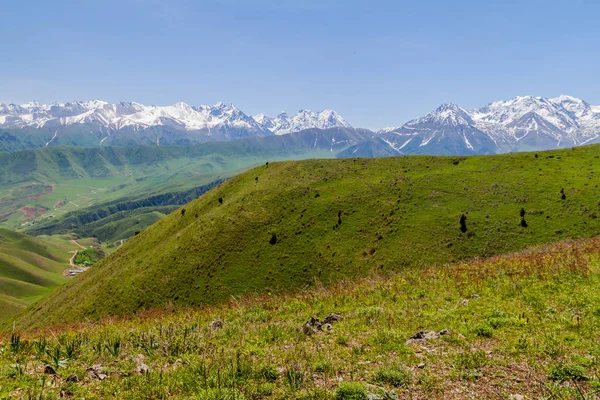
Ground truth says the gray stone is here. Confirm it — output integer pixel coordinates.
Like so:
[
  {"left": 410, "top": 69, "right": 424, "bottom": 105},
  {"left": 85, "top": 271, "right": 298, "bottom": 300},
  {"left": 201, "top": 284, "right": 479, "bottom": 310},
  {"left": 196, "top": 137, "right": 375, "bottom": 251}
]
[
  {"left": 66, "top": 373, "right": 79, "bottom": 383},
  {"left": 209, "top": 319, "right": 223, "bottom": 330},
  {"left": 135, "top": 363, "right": 151, "bottom": 374},
  {"left": 322, "top": 313, "right": 342, "bottom": 324},
  {"left": 406, "top": 329, "right": 449, "bottom": 344}
]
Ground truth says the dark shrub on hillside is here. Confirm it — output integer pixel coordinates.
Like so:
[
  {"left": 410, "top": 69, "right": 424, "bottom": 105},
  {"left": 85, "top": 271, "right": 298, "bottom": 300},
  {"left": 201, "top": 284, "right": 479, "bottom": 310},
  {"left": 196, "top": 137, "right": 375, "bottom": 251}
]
[{"left": 460, "top": 214, "right": 467, "bottom": 233}]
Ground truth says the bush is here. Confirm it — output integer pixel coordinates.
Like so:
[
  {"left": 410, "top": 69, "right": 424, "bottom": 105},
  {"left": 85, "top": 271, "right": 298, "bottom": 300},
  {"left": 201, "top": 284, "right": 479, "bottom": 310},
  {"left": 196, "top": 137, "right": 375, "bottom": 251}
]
[
  {"left": 336, "top": 335, "right": 349, "bottom": 346},
  {"left": 335, "top": 382, "right": 368, "bottom": 400},
  {"left": 373, "top": 366, "right": 410, "bottom": 387},
  {"left": 548, "top": 364, "right": 588, "bottom": 382},
  {"left": 460, "top": 214, "right": 467, "bottom": 233},
  {"left": 474, "top": 324, "right": 493, "bottom": 338}
]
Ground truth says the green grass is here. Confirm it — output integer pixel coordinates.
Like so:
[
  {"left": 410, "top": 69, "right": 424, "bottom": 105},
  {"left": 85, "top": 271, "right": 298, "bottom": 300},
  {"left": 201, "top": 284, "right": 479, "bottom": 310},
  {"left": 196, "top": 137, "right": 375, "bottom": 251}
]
[
  {"left": 0, "top": 229, "right": 70, "bottom": 323},
  {"left": 0, "top": 135, "right": 349, "bottom": 232},
  {"left": 2, "top": 237, "right": 600, "bottom": 398},
  {"left": 12, "top": 144, "right": 600, "bottom": 329}
]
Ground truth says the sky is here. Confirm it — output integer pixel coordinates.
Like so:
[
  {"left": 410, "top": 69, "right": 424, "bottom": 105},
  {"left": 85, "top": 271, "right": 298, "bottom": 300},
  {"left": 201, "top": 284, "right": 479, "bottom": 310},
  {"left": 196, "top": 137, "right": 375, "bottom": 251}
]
[{"left": 1, "top": 0, "right": 599, "bottom": 129}]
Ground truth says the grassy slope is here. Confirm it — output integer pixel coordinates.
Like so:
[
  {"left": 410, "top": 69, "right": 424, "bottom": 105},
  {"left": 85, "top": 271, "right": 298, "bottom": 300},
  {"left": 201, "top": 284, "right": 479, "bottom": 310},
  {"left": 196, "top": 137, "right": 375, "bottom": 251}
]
[
  {"left": 13, "top": 145, "right": 600, "bottom": 329},
  {"left": 0, "top": 229, "right": 70, "bottom": 322},
  {"left": 2, "top": 238, "right": 600, "bottom": 399},
  {"left": 0, "top": 128, "right": 356, "bottom": 234}
]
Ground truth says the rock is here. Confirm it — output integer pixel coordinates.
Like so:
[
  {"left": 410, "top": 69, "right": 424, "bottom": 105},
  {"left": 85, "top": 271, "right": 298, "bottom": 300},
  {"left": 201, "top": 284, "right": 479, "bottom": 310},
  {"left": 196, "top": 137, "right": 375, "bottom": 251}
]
[
  {"left": 66, "top": 373, "right": 79, "bottom": 383},
  {"left": 135, "top": 363, "right": 151, "bottom": 374},
  {"left": 322, "top": 313, "right": 342, "bottom": 324},
  {"left": 302, "top": 317, "right": 320, "bottom": 335},
  {"left": 87, "top": 365, "right": 107, "bottom": 381},
  {"left": 406, "top": 329, "right": 449, "bottom": 344},
  {"left": 471, "top": 294, "right": 481, "bottom": 299},
  {"left": 460, "top": 299, "right": 469, "bottom": 306},
  {"left": 301, "top": 313, "right": 342, "bottom": 335},
  {"left": 417, "top": 363, "right": 426, "bottom": 369},
  {"left": 209, "top": 319, "right": 223, "bottom": 330},
  {"left": 44, "top": 365, "right": 56, "bottom": 375},
  {"left": 509, "top": 395, "right": 524, "bottom": 400}
]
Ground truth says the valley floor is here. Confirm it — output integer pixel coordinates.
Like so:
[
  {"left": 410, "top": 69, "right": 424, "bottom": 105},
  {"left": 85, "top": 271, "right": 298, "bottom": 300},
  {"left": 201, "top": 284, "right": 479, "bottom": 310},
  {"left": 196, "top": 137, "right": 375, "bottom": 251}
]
[{"left": 2, "top": 237, "right": 600, "bottom": 399}]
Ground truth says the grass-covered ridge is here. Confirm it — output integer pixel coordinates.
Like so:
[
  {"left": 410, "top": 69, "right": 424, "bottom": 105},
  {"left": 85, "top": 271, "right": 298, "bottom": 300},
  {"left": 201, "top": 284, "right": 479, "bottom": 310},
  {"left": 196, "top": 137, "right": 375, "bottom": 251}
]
[
  {"left": 0, "top": 128, "right": 365, "bottom": 232},
  {"left": 2, "top": 237, "right": 600, "bottom": 399},
  {"left": 13, "top": 144, "right": 600, "bottom": 329},
  {"left": 0, "top": 229, "right": 70, "bottom": 322}
]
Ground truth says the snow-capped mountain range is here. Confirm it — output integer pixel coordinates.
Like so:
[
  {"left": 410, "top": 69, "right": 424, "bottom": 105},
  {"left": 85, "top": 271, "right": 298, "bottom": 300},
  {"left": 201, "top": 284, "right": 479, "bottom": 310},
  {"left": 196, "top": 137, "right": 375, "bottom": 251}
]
[
  {"left": 0, "top": 100, "right": 351, "bottom": 137},
  {"left": 377, "top": 95, "right": 600, "bottom": 155},
  {"left": 1, "top": 95, "right": 599, "bottom": 155}
]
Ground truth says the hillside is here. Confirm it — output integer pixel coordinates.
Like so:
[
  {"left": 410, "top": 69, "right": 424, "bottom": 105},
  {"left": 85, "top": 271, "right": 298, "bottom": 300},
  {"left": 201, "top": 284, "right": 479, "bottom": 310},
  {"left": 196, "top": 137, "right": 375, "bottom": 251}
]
[
  {"left": 0, "top": 128, "right": 368, "bottom": 232},
  {"left": 12, "top": 144, "right": 600, "bottom": 329},
  {"left": 2, "top": 237, "right": 600, "bottom": 399},
  {"left": 0, "top": 229, "right": 69, "bottom": 322}
]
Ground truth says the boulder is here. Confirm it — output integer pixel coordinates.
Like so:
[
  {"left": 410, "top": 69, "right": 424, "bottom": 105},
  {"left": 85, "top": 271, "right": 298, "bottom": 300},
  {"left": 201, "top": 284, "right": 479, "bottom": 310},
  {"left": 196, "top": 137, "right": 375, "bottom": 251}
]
[{"left": 406, "top": 329, "right": 449, "bottom": 344}]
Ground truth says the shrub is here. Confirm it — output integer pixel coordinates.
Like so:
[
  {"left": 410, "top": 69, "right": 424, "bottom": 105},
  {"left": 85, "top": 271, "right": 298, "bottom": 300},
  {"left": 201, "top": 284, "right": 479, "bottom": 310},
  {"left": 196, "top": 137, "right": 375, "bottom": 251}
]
[
  {"left": 335, "top": 382, "right": 368, "bottom": 400},
  {"left": 336, "top": 335, "right": 349, "bottom": 346},
  {"left": 373, "top": 366, "right": 410, "bottom": 387},
  {"left": 548, "top": 364, "right": 588, "bottom": 382},
  {"left": 474, "top": 324, "right": 493, "bottom": 338},
  {"left": 460, "top": 214, "right": 467, "bottom": 233}
]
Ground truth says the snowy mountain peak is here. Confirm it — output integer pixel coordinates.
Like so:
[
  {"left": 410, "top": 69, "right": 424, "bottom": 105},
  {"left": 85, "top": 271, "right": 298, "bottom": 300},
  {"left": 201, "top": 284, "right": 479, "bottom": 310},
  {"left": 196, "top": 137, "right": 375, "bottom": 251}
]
[
  {"left": 252, "top": 109, "right": 352, "bottom": 135},
  {"left": 414, "top": 103, "right": 474, "bottom": 127}
]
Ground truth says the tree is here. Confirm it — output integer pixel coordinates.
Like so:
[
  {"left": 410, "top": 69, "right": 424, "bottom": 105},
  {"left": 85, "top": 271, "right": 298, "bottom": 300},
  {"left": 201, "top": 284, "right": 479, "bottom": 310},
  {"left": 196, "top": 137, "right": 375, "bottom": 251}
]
[{"left": 460, "top": 214, "right": 467, "bottom": 233}]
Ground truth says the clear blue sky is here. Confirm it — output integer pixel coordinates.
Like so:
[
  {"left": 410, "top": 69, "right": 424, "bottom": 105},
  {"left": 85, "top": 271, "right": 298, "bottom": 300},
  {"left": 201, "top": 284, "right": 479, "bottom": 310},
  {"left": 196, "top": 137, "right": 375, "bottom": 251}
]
[{"left": 1, "top": 0, "right": 599, "bottom": 129}]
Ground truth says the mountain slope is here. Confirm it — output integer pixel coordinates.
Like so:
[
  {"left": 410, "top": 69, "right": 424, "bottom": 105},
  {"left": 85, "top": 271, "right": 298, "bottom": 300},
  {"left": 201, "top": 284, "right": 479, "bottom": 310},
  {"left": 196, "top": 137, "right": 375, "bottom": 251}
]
[
  {"left": 0, "top": 229, "right": 69, "bottom": 321},
  {"left": 14, "top": 144, "right": 600, "bottom": 329}
]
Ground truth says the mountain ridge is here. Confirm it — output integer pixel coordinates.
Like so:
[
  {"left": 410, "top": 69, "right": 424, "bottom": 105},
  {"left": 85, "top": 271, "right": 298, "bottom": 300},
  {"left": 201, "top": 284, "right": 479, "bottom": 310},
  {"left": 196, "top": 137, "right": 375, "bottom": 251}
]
[{"left": 378, "top": 95, "right": 600, "bottom": 154}]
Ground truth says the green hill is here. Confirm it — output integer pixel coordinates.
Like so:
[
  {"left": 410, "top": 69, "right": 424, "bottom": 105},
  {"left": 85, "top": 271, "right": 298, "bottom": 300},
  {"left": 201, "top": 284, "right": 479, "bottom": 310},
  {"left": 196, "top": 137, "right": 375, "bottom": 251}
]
[
  {"left": 0, "top": 229, "right": 69, "bottom": 322},
  {"left": 13, "top": 145, "right": 600, "bottom": 329},
  {"left": 2, "top": 237, "right": 600, "bottom": 399},
  {"left": 0, "top": 128, "right": 366, "bottom": 232}
]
